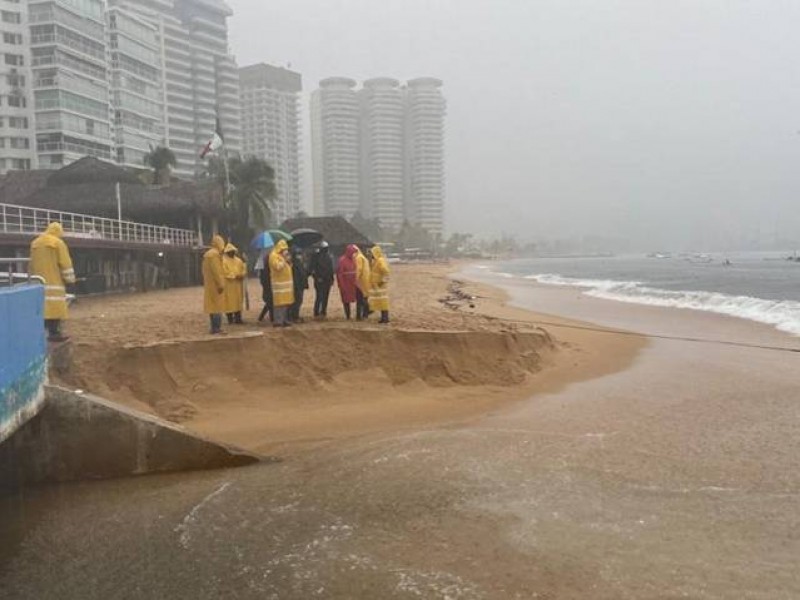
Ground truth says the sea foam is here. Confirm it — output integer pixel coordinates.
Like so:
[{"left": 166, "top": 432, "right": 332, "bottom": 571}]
[{"left": 523, "top": 273, "right": 800, "bottom": 336}]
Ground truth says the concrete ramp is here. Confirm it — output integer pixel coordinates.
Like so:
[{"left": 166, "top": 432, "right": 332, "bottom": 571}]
[{"left": 0, "top": 386, "right": 262, "bottom": 491}]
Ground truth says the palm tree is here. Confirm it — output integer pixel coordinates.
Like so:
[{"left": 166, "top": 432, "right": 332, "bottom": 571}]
[
  {"left": 209, "top": 155, "right": 277, "bottom": 249},
  {"left": 143, "top": 146, "right": 177, "bottom": 185}
]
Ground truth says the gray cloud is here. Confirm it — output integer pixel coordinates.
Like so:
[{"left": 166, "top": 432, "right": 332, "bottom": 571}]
[{"left": 229, "top": 0, "right": 800, "bottom": 250}]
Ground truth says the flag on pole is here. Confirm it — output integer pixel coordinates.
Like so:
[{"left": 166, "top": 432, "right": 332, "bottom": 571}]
[{"left": 200, "top": 118, "right": 224, "bottom": 159}]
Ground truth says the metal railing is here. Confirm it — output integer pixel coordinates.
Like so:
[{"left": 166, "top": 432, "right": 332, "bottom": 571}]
[
  {"left": 0, "top": 258, "right": 45, "bottom": 287},
  {"left": 0, "top": 203, "right": 198, "bottom": 247}
]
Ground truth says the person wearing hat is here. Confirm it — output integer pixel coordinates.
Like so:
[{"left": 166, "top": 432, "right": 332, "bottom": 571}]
[{"left": 309, "top": 241, "right": 335, "bottom": 319}]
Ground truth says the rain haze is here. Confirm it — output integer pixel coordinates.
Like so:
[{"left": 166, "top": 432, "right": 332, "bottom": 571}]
[{"left": 229, "top": 0, "right": 800, "bottom": 252}]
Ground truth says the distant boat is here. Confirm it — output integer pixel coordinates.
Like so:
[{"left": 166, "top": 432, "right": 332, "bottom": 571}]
[
  {"left": 688, "top": 253, "right": 713, "bottom": 263},
  {"left": 646, "top": 252, "right": 672, "bottom": 259}
]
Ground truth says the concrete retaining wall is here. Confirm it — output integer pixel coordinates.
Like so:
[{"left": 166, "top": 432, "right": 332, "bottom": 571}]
[
  {"left": 0, "top": 386, "right": 262, "bottom": 491},
  {"left": 0, "top": 284, "right": 47, "bottom": 444}
]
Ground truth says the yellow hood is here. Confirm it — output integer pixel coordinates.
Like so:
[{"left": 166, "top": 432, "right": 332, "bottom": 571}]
[
  {"left": 46, "top": 222, "right": 64, "bottom": 238},
  {"left": 371, "top": 245, "right": 385, "bottom": 260},
  {"left": 210, "top": 234, "right": 225, "bottom": 253},
  {"left": 32, "top": 222, "right": 64, "bottom": 249},
  {"left": 224, "top": 242, "right": 238, "bottom": 254},
  {"left": 274, "top": 239, "right": 289, "bottom": 254}
]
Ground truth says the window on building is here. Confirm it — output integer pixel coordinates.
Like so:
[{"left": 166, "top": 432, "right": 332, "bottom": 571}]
[
  {"left": 4, "top": 53, "right": 23, "bottom": 66},
  {"left": 9, "top": 136, "right": 29, "bottom": 149},
  {"left": 7, "top": 94, "right": 25, "bottom": 107},
  {"left": 2, "top": 31, "right": 22, "bottom": 44},
  {"left": 8, "top": 116, "right": 27, "bottom": 128},
  {"left": 1, "top": 10, "right": 19, "bottom": 23}
]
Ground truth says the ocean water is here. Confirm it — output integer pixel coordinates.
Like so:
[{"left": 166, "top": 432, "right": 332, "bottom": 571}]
[{"left": 484, "top": 252, "right": 800, "bottom": 335}]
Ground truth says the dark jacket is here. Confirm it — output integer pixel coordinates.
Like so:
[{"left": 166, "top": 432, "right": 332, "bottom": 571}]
[
  {"left": 292, "top": 252, "right": 308, "bottom": 294},
  {"left": 259, "top": 265, "right": 272, "bottom": 304},
  {"left": 310, "top": 248, "right": 335, "bottom": 288}
]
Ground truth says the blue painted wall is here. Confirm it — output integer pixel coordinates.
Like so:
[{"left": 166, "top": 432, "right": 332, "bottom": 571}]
[{"left": 0, "top": 285, "right": 47, "bottom": 443}]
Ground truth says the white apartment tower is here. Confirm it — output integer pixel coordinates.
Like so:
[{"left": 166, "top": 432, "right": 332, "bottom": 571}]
[
  {"left": 29, "top": 0, "right": 114, "bottom": 168},
  {"left": 361, "top": 77, "right": 404, "bottom": 231},
  {"left": 239, "top": 63, "right": 301, "bottom": 225},
  {"left": 406, "top": 77, "right": 446, "bottom": 236},
  {"left": 311, "top": 77, "right": 361, "bottom": 218},
  {"left": 109, "top": 0, "right": 241, "bottom": 178},
  {"left": 0, "top": 0, "right": 35, "bottom": 173},
  {"left": 311, "top": 77, "right": 446, "bottom": 236},
  {"left": 107, "top": 6, "right": 165, "bottom": 168}
]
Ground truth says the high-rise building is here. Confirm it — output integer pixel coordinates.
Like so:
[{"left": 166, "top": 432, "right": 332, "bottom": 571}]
[
  {"left": 311, "top": 77, "right": 446, "bottom": 236},
  {"left": 29, "top": 0, "right": 114, "bottom": 169},
  {"left": 406, "top": 77, "right": 446, "bottom": 236},
  {"left": 107, "top": 5, "right": 165, "bottom": 169},
  {"left": 107, "top": 0, "right": 242, "bottom": 178},
  {"left": 311, "top": 77, "right": 361, "bottom": 218},
  {"left": 239, "top": 63, "right": 301, "bottom": 225},
  {"left": 361, "top": 77, "right": 404, "bottom": 231},
  {"left": 0, "top": 0, "right": 35, "bottom": 173}
]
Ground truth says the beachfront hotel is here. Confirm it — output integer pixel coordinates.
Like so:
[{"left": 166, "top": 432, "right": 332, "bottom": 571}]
[
  {"left": 107, "top": 5, "right": 165, "bottom": 169},
  {"left": 311, "top": 77, "right": 446, "bottom": 236},
  {"left": 0, "top": 0, "right": 35, "bottom": 174},
  {"left": 2, "top": 0, "right": 241, "bottom": 177},
  {"left": 109, "top": 0, "right": 242, "bottom": 179},
  {"left": 239, "top": 63, "right": 302, "bottom": 225},
  {"left": 311, "top": 77, "right": 362, "bottom": 219},
  {"left": 29, "top": 0, "right": 114, "bottom": 169}
]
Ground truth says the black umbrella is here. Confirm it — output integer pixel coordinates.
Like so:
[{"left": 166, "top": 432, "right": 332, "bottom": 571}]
[{"left": 290, "top": 228, "right": 324, "bottom": 247}]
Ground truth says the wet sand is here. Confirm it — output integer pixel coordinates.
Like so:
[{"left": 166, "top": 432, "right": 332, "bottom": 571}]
[
  {"left": 2, "top": 264, "right": 799, "bottom": 598},
  {"left": 57, "top": 263, "right": 643, "bottom": 453}
]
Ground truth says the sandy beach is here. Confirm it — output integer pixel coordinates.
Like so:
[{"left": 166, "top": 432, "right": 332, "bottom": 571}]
[
  {"left": 58, "top": 262, "right": 644, "bottom": 453},
  {"left": 3, "top": 262, "right": 799, "bottom": 598}
]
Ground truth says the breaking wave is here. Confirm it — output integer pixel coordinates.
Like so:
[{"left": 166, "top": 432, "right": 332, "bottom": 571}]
[{"left": 523, "top": 274, "right": 800, "bottom": 336}]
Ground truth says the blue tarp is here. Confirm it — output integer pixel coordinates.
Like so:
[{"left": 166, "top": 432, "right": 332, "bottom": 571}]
[{"left": 0, "top": 284, "right": 47, "bottom": 443}]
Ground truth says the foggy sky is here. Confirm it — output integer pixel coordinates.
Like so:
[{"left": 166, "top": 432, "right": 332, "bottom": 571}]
[{"left": 228, "top": 0, "right": 800, "bottom": 250}]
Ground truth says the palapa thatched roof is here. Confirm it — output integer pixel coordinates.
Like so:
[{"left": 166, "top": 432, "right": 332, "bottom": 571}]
[
  {"left": 279, "top": 216, "right": 372, "bottom": 248},
  {"left": 0, "top": 169, "right": 51, "bottom": 202},
  {"left": 0, "top": 157, "right": 225, "bottom": 227},
  {"left": 46, "top": 156, "right": 140, "bottom": 186}
]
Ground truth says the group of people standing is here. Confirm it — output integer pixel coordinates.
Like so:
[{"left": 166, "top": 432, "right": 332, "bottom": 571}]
[
  {"left": 201, "top": 234, "right": 249, "bottom": 334},
  {"left": 202, "top": 235, "right": 390, "bottom": 334}
]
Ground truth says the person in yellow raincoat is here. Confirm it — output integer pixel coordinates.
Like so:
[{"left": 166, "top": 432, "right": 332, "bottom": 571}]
[
  {"left": 368, "top": 245, "right": 391, "bottom": 324},
  {"left": 354, "top": 245, "right": 371, "bottom": 320},
  {"left": 29, "top": 222, "right": 76, "bottom": 342},
  {"left": 268, "top": 239, "right": 294, "bottom": 327},
  {"left": 202, "top": 234, "right": 226, "bottom": 334},
  {"left": 222, "top": 242, "right": 246, "bottom": 325}
]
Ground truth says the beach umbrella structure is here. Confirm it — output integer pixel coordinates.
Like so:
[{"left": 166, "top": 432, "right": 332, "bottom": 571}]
[{"left": 289, "top": 228, "right": 324, "bottom": 248}]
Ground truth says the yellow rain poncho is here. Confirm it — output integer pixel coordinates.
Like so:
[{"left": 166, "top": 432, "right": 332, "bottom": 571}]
[
  {"left": 368, "top": 245, "right": 390, "bottom": 312},
  {"left": 222, "top": 243, "right": 246, "bottom": 313},
  {"left": 268, "top": 239, "right": 294, "bottom": 307},
  {"left": 29, "top": 222, "right": 75, "bottom": 320},
  {"left": 202, "top": 235, "right": 226, "bottom": 314},
  {"left": 355, "top": 247, "right": 371, "bottom": 295}
]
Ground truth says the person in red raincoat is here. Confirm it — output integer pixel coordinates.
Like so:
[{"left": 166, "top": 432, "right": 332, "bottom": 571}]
[{"left": 336, "top": 244, "right": 359, "bottom": 319}]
